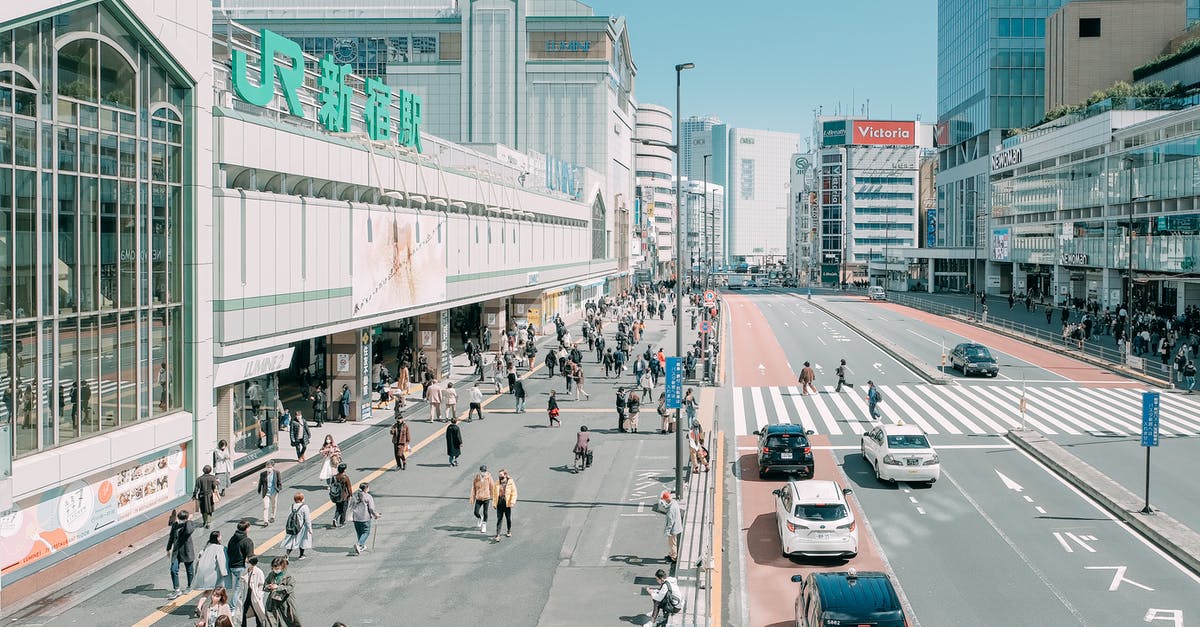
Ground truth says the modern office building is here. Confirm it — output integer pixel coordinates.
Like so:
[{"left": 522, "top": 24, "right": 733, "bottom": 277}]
[
  {"left": 988, "top": 96, "right": 1200, "bottom": 311},
  {"left": 1046, "top": 0, "right": 1184, "bottom": 113},
  {"left": 787, "top": 153, "right": 816, "bottom": 283},
  {"left": 635, "top": 103, "right": 674, "bottom": 273},
  {"left": 721, "top": 127, "right": 801, "bottom": 265},
  {"left": 0, "top": 1, "right": 627, "bottom": 603},
  {"left": 680, "top": 177, "right": 724, "bottom": 280},
  {"left": 681, "top": 114, "right": 720, "bottom": 180}
]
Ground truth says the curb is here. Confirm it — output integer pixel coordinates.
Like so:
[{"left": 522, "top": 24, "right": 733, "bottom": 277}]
[{"left": 1006, "top": 429, "right": 1200, "bottom": 577}]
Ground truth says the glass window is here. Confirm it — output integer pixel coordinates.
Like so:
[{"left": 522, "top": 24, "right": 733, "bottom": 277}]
[
  {"left": 13, "top": 322, "right": 36, "bottom": 454},
  {"left": 58, "top": 175, "right": 77, "bottom": 311},
  {"left": 139, "top": 311, "right": 150, "bottom": 420},
  {"left": 79, "top": 177, "right": 98, "bottom": 311},
  {"left": 13, "top": 169, "right": 35, "bottom": 318},
  {"left": 58, "top": 39, "right": 97, "bottom": 102},
  {"left": 99, "top": 178, "right": 116, "bottom": 308},
  {"left": 0, "top": 167, "right": 10, "bottom": 320},
  {"left": 40, "top": 320, "right": 54, "bottom": 447},
  {"left": 118, "top": 180, "right": 136, "bottom": 307},
  {"left": 97, "top": 312, "right": 117, "bottom": 428},
  {"left": 13, "top": 117, "right": 35, "bottom": 167},
  {"left": 78, "top": 315, "right": 99, "bottom": 434},
  {"left": 99, "top": 132, "right": 117, "bottom": 175},
  {"left": 151, "top": 307, "right": 168, "bottom": 417},
  {"left": 57, "top": 126, "right": 77, "bottom": 171}
]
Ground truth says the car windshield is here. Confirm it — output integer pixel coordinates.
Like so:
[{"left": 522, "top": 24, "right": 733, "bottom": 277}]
[
  {"left": 766, "top": 435, "right": 805, "bottom": 448},
  {"left": 962, "top": 346, "right": 993, "bottom": 361},
  {"left": 886, "top": 435, "right": 930, "bottom": 449},
  {"left": 794, "top": 503, "right": 848, "bottom": 521}
]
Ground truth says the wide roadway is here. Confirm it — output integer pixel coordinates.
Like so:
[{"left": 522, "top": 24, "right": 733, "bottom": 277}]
[{"left": 726, "top": 289, "right": 1200, "bottom": 626}]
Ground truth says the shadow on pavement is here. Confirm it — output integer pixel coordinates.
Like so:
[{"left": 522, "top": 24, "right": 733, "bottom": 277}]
[
  {"left": 618, "top": 614, "right": 652, "bottom": 625},
  {"left": 839, "top": 453, "right": 897, "bottom": 492},
  {"left": 747, "top": 512, "right": 789, "bottom": 566}
]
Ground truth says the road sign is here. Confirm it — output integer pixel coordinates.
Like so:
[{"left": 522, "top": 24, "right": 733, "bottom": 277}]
[
  {"left": 665, "top": 357, "right": 682, "bottom": 410},
  {"left": 1141, "top": 391, "right": 1160, "bottom": 447},
  {"left": 698, "top": 320, "right": 712, "bottom": 334},
  {"left": 703, "top": 290, "right": 716, "bottom": 304}
]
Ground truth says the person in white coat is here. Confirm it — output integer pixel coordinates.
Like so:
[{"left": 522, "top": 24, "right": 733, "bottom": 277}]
[
  {"left": 282, "top": 493, "right": 313, "bottom": 560},
  {"left": 191, "top": 530, "right": 228, "bottom": 616},
  {"left": 239, "top": 556, "right": 267, "bottom": 627},
  {"left": 212, "top": 440, "right": 233, "bottom": 497}
]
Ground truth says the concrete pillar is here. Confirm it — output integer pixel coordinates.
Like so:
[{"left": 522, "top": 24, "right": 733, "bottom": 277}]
[
  {"left": 482, "top": 299, "right": 507, "bottom": 351},
  {"left": 327, "top": 329, "right": 372, "bottom": 422},
  {"left": 510, "top": 294, "right": 542, "bottom": 336},
  {"left": 926, "top": 261, "right": 935, "bottom": 293},
  {"left": 418, "top": 312, "right": 450, "bottom": 379}
]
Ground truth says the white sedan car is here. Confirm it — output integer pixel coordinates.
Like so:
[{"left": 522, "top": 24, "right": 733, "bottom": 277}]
[
  {"left": 861, "top": 423, "right": 940, "bottom": 485},
  {"left": 772, "top": 479, "right": 859, "bottom": 559}
]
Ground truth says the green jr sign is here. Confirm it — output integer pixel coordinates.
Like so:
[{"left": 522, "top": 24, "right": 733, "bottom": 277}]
[{"left": 231, "top": 29, "right": 423, "bottom": 151}]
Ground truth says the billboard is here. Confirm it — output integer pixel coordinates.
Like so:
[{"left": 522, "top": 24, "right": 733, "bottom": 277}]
[
  {"left": 850, "top": 120, "right": 916, "bottom": 146},
  {"left": 821, "top": 121, "right": 847, "bottom": 146},
  {"left": 926, "top": 209, "right": 937, "bottom": 247},
  {"left": 991, "top": 228, "right": 1011, "bottom": 262},
  {"left": 351, "top": 209, "right": 446, "bottom": 318}
]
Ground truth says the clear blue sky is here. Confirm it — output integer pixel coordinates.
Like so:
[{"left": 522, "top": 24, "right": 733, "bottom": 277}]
[{"left": 585, "top": 1, "right": 937, "bottom": 145}]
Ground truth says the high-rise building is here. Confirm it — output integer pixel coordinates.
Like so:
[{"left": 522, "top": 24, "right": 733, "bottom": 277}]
[
  {"left": 681, "top": 114, "right": 720, "bottom": 180},
  {"left": 722, "top": 128, "right": 802, "bottom": 265},
  {"left": 787, "top": 154, "right": 817, "bottom": 283},
  {"left": 635, "top": 104, "right": 675, "bottom": 273}
]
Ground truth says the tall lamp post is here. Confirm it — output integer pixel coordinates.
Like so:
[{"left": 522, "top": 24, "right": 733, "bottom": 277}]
[
  {"left": 702, "top": 153, "right": 711, "bottom": 290},
  {"left": 1122, "top": 156, "right": 1153, "bottom": 361}
]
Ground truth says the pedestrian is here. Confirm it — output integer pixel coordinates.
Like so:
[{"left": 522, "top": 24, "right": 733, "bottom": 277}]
[
  {"left": 507, "top": 359, "right": 518, "bottom": 394},
  {"left": 444, "top": 382, "right": 459, "bottom": 422},
  {"left": 866, "top": 380, "right": 882, "bottom": 419},
  {"left": 835, "top": 359, "right": 855, "bottom": 392},
  {"left": 194, "top": 585, "right": 233, "bottom": 627},
  {"left": 603, "top": 348, "right": 615, "bottom": 377},
  {"left": 239, "top": 556, "right": 267, "bottom": 627},
  {"left": 225, "top": 520, "right": 254, "bottom": 612},
  {"left": 645, "top": 568, "right": 683, "bottom": 627},
  {"left": 627, "top": 390, "right": 642, "bottom": 433},
  {"left": 318, "top": 434, "right": 342, "bottom": 482},
  {"left": 470, "top": 465, "right": 495, "bottom": 534},
  {"left": 639, "top": 371, "right": 654, "bottom": 401},
  {"left": 330, "top": 463, "right": 352, "bottom": 528},
  {"left": 657, "top": 491, "right": 683, "bottom": 564},
  {"left": 689, "top": 424, "right": 709, "bottom": 472},
  {"left": 657, "top": 396, "right": 671, "bottom": 434},
  {"left": 212, "top": 440, "right": 233, "bottom": 497},
  {"left": 166, "top": 509, "right": 198, "bottom": 599},
  {"left": 798, "top": 361, "right": 817, "bottom": 395},
  {"left": 574, "top": 363, "right": 590, "bottom": 400},
  {"left": 337, "top": 384, "right": 351, "bottom": 423},
  {"left": 446, "top": 416, "right": 464, "bottom": 466},
  {"left": 192, "top": 465, "right": 220, "bottom": 528},
  {"left": 1046, "top": 307, "right": 1053, "bottom": 325},
  {"left": 282, "top": 493, "right": 312, "bottom": 561},
  {"left": 350, "top": 482, "right": 381, "bottom": 555},
  {"left": 545, "top": 349, "right": 557, "bottom": 378},
  {"left": 158, "top": 362, "right": 170, "bottom": 410},
  {"left": 683, "top": 388, "right": 697, "bottom": 429},
  {"left": 468, "top": 383, "right": 484, "bottom": 421},
  {"left": 573, "top": 426, "right": 590, "bottom": 472},
  {"left": 547, "top": 390, "right": 562, "bottom": 427},
  {"left": 263, "top": 557, "right": 301, "bottom": 627},
  {"left": 427, "top": 378, "right": 443, "bottom": 423},
  {"left": 257, "top": 460, "right": 283, "bottom": 526},
  {"left": 513, "top": 378, "right": 527, "bottom": 413},
  {"left": 390, "top": 415, "right": 411, "bottom": 470},
  {"left": 491, "top": 469, "right": 518, "bottom": 541},
  {"left": 311, "top": 385, "right": 327, "bottom": 427},
  {"left": 192, "top": 531, "right": 228, "bottom": 617},
  {"left": 289, "top": 413, "right": 310, "bottom": 462},
  {"left": 616, "top": 387, "right": 629, "bottom": 431},
  {"left": 1185, "top": 360, "right": 1197, "bottom": 393}
]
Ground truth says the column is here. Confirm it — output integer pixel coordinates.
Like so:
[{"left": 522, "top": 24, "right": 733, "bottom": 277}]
[
  {"left": 417, "top": 312, "right": 450, "bottom": 379},
  {"left": 327, "top": 329, "right": 371, "bottom": 422},
  {"left": 482, "top": 299, "right": 507, "bottom": 351}
]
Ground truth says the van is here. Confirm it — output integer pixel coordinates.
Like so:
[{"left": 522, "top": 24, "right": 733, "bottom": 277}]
[
  {"left": 790, "top": 569, "right": 906, "bottom": 627},
  {"left": 868, "top": 286, "right": 886, "bottom": 301}
]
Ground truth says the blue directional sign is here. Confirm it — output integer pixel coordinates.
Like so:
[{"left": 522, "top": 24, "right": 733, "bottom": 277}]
[
  {"left": 1141, "top": 391, "right": 1161, "bottom": 447},
  {"left": 665, "top": 357, "right": 683, "bottom": 410}
]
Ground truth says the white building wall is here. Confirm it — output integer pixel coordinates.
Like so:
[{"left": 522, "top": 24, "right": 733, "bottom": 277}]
[{"left": 727, "top": 128, "right": 801, "bottom": 260}]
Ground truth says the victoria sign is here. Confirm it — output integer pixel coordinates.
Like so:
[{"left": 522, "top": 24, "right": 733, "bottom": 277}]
[{"left": 851, "top": 121, "right": 916, "bottom": 146}]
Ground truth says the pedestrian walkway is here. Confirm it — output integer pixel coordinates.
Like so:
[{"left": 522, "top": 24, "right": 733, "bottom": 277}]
[{"left": 731, "top": 383, "right": 1200, "bottom": 437}]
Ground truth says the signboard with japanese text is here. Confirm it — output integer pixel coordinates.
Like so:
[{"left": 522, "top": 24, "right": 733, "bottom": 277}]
[
  {"left": 665, "top": 357, "right": 682, "bottom": 409},
  {"left": 1142, "top": 392, "right": 1160, "bottom": 447},
  {"left": 360, "top": 330, "right": 373, "bottom": 420},
  {"left": 991, "top": 228, "right": 1011, "bottom": 262}
]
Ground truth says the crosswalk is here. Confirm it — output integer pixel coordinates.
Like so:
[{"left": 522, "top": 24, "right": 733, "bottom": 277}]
[{"left": 730, "top": 384, "right": 1200, "bottom": 438}]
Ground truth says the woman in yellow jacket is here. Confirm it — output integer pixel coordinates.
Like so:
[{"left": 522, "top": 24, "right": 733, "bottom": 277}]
[{"left": 491, "top": 469, "right": 518, "bottom": 542}]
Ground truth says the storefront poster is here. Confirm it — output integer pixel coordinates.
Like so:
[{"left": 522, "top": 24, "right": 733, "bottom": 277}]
[
  {"left": 0, "top": 444, "right": 188, "bottom": 575},
  {"left": 991, "top": 228, "right": 1011, "bottom": 262},
  {"left": 351, "top": 210, "right": 446, "bottom": 319}
]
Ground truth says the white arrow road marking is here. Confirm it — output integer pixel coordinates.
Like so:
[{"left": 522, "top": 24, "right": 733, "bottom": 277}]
[
  {"left": 996, "top": 470, "right": 1024, "bottom": 492},
  {"left": 1086, "top": 566, "right": 1154, "bottom": 592},
  {"left": 1053, "top": 532, "right": 1097, "bottom": 553},
  {"left": 1144, "top": 609, "right": 1183, "bottom": 626}
]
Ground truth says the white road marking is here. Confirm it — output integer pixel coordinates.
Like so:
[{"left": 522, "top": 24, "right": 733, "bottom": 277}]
[
  {"left": 916, "top": 507, "right": 926, "bottom": 515},
  {"left": 906, "top": 328, "right": 944, "bottom": 346},
  {"left": 1064, "top": 532, "right": 1097, "bottom": 553},
  {"left": 769, "top": 386, "right": 792, "bottom": 426},
  {"left": 1084, "top": 565, "right": 1154, "bottom": 592},
  {"left": 816, "top": 335, "right": 827, "bottom": 346},
  {"left": 733, "top": 387, "right": 747, "bottom": 435},
  {"left": 810, "top": 443, "right": 1015, "bottom": 450},
  {"left": 1022, "top": 495, "right": 1034, "bottom": 503},
  {"left": 1053, "top": 531, "right": 1074, "bottom": 553},
  {"left": 806, "top": 389, "right": 844, "bottom": 435},
  {"left": 996, "top": 470, "right": 1025, "bottom": 492},
  {"left": 600, "top": 439, "right": 645, "bottom": 564},
  {"left": 1035, "top": 506, "right": 1047, "bottom": 514},
  {"left": 750, "top": 386, "right": 769, "bottom": 433}
]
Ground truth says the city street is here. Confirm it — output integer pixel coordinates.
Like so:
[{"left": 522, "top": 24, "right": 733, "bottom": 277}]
[{"left": 726, "top": 289, "right": 1200, "bottom": 626}]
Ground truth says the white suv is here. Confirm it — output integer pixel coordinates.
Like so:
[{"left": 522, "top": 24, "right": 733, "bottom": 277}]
[
  {"left": 861, "top": 423, "right": 940, "bottom": 485},
  {"left": 772, "top": 479, "right": 858, "bottom": 559},
  {"left": 868, "top": 286, "right": 886, "bottom": 300}
]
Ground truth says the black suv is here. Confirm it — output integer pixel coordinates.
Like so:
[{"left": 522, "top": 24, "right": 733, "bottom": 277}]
[
  {"left": 949, "top": 342, "right": 999, "bottom": 377},
  {"left": 753, "top": 424, "right": 815, "bottom": 479},
  {"left": 791, "top": 570, "right": 906, "bottom": 627}
]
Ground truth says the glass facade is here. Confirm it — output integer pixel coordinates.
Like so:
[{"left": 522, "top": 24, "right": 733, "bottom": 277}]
[{"left": 0, "top": 4, "right": 187, "bottom": 458}]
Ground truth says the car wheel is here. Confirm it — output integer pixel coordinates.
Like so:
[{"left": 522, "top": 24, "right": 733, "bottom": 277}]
[
  {"left": 860, "top": 443, "right": 867, "bottom": 460},
  {"left": 990, "top": 372, "right": 998, "bottom": 378},
  {"left": 758, "top": 468, "right": 768, "bottom": 480},
  {"left": 847, "top": 552, "right": 858, "bottom": 559},
  {"left": 874, "top": 462, "right": 886, "bottom": 484}
]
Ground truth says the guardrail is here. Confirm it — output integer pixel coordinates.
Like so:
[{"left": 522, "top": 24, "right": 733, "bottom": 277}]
[
  {"left": 672, "top": 426, "right": 717, "bottom": 626},
  {"left": 888, "top": 292, "right": 1176, "bottom": 384}
]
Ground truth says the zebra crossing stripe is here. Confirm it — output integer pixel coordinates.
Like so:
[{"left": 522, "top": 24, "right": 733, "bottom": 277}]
[
  {"left": 1033, "top": 387, "right": 1126, "bottom": 435},
  {"left": 951, "top": 385, "right": 1023, "bottom": 431},
  {"left": 837, "top": 386, "right": 883, "bottom": 428},
  {"left": 872, "top": 385, "right": 940, "bottom": 435},
  {"left": 1152, "top": 391, "right": 1200, "bottom": 432},
  {"left": 939, "top": 386, "right": 1008, "bottom": 433},
  {"left": 892, "top": 385, "right": 963, "bottom": 434},
  {"left": 733, "top": 387, "right": 748, "bottom": 435},
  {"left": 989, "top": 385, "right": 1081, "bottom": 435},
  {"left": 912, "top": 385, "right": 987, "bottom": 433},
  {"left": 749, "top": 387, "right": 769, "bottom": 434},
  {"left": 802, "top": 386, "right": 843, "bottom": 435},
  {"left": 967, "top": 385, "right": 1058, "bottom": 434},
  {"left": 1053, "top": 387, "right": 1153, "bottom": 434},
  {"left": 786, "top": 386, "right": 823, "bottom": 434},
  {"left": 823, "top": 386, "right": 867, "bottom": 435},
  {"left": 768, "top": 386, "right": 793, "bottom": 426}
]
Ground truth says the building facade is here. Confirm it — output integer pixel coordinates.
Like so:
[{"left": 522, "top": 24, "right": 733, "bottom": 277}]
[
  {"left": 680, "top": 177, "right": 724, "bottom": 281},
  {"left": 787, "top": 153, "right": 816, "bottom": 283},
  {"left": 723, "top": 127, "right": 800, "bottom": 265},
  {"left": 635, "top": 103, "right": 673, "bottom": 274},
  {"left": 681, "top": 114, "right": 719, "bottom": 181}
]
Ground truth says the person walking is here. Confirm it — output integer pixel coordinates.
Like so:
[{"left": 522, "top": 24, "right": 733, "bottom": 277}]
[
  {"left": 1185, "top": 360, "right": 1197, "bottom": 393},
  {"left": 212, "top": 440, "right": 233, "bottom": 497},
  {"left": 166, "top": 509, "right": 198, "bottom": 599},
  {"left": 349, "top": 482, "right": 381, "bottom": 555},
  {"left": 337, "top": 384, "right": 352, "bottom": 423},
  {"left": 797, "top": 361, "right": 818, "bottom": 395},
  {"left": 866, "top": 380, "right": 882, "bottom": 419},
  {"left": 194, "top": 585, "right": 233, "bottom": 627},
  {"left": 263, "top": 557, "right": 301, "bottom": 627},
  {"left": 390, "top": 415, "right": 411, "bottom": 470},
  {"left": 257, "top": 461, "right": 283, "bottom": 525},
  {"left": 467, "top": 383, "right": 484, "bottom": 421},
  {"left": 682, "top": 388, "right": 697, "bottom": 430},
  {"left": 282, "top": 493, "right": 312, "bottom": 561},
  {"left": 470, "top": 466, "right": 495, "bottom": 534},
  {"left": 446, "top": 417, "right": 464, "bottom": 466},
  {"left": 835, "top": 359, "right": 855, "bottom": 393},
  {"left": 657, "top": 397, "right": 671, "bottom": 434},
  {"left": 444, "top": 382, "right": 459, "bottom": 422},
  {"left": 573, "top": 363, "right": 590, "bottom": 401},
  {"left": 689, "top": 424, "right": 709, "bottom": 472},
  {"left": 545, "top": 349, "right": 558, "bottom": 378},
  {"left": 627, "top": 390, "right": 642, "bottom": 433},
  {"left": 311, "top": 385, "right": 327, "bottom": 427},
  {"left": 225, "top": 520, "right": 254, "bottom": 612},
  {"left": 318, "top": 434, "right": 342, "bottom": 482},
  {"left": 639, "top": 371, "right": 654, "bottom": 402},
  {"left": 616, "top": 387, "right": 628, "bottom": 432},
  {"left": 513, "top": 378, "right": 527, "bottom": 414},
  {"left": 192, "top": 530, "right": 228, "bottom": 617},
  {"left": 491, "top": 354, "right": 506, "bottom": 393},
  {"left": 507, "top": 359, "right": 518, "bottom": 394},
  {"left": 427, "top": 378, "right": 443, "bottom": 423},
  {"left": 288, "top": 414, "right": 310, "bottom": 462},
  {"left": 573, "top": 426, "right": 590, "bottom": 472},
  {"left": 547, "top": 390, "right": 561, "bottom": 427},
  {"left": 239, "top": 556, "right": 267, "bottom": 627},
  {"left": 657, "top": 491, "right": 683, "bottom": 564},
  {"left": 329, "top": 463, "right": 352, "bottom": 528},
  {"left": 192, "top": 465, "right": 220, "bottom": 528},
  {"left": 491, "top": 469, "right": 518, "bottom": 541}
]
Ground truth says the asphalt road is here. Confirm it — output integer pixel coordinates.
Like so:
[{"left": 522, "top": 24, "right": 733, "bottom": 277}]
[{"left": 727, "top": 289, "right": 1200, "bottom": 627}]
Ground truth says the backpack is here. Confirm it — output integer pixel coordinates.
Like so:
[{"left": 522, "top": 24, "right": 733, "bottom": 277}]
[
  {"left": 328, "top": 478, "right": 344, "bottom": 502},
  {"left": 285, "top": 506, "right": 302, "bottom": 535},
  {"left": 659, "top": 582, "right": 682, "bottom": 615}
]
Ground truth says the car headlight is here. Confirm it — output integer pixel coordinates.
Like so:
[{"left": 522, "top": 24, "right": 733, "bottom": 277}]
[
  {"left": 882, "top": 454, "right": 903, "bottom": 466},
  {"left": 923, "top": 454, "right": 939, "bottom": 465}
]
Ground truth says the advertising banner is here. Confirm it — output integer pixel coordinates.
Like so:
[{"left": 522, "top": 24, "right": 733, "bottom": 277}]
[
  {"left": 0, "top": 444, "right": 188, "bottom": 576},
  {"left": 926, "top": 209, "right": 938, "bottom": 247},
  {"left": 351, "top": 209, "right": 446, "bottom": 319},
  {"left": 821, "top": 121, "right": 847, "bottom": 146},
  {"left": 991, "top": 228, "right": 1011, "bottom": 262},
  {"left": 850, "top": 120, "right": 917, "bottom": 146}
]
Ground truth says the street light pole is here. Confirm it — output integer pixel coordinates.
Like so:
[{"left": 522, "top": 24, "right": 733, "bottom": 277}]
[
  {"left": 966, "top": 189, "right": 980, "bottom": 317},
  {"left": 703, "top": 153, "right": 710, "bottom": 290},
  {"left": 674, "top": 62, "right": 694, "bottom": 499}
]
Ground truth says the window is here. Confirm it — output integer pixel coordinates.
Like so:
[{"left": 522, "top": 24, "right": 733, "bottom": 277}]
[
  {"left": 794, "top": 503, "right": 848, "bottom": 521},
  {"left": 1079, "top": 18, "right": 1101, "bottom": 38},
  {"left": 855, "top": 191, "right": 914, "bottom": 201}
]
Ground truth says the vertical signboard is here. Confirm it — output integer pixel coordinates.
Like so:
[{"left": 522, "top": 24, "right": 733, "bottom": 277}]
[
  {"left": 1141, "top": 392, "right": 1160, "bottom": 447},
  {"left": 360, "top": 330, "right": 372, "bottom": 421},
  {"left": 439, "top": 310, "right": 451, "bottom": 377},
  {"left": 665, "top": 357, "right": 682, "bottom": 409}
]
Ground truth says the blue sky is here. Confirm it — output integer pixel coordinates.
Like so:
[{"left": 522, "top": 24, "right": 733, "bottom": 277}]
[{"left": 584, "top": 1, "right": 938, "bottom": 145}]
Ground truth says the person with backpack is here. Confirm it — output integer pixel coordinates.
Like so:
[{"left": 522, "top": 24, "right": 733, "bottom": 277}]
[
  {"left": 350, "top": 482, "right": 381, "bottom": 555},
  {"left": 835, "top": 359, "right": 855, "bottom": 393},
  {"left": 646, "top": 568, "right": 683, "bottom": 627},
  {"left": 390, "top": 415, "right": 411, "bottom": 470},
  {"left": 282, "top": 493, "right": 312, "bottom": 561},
  {"left": 866, "top": 380, "right": 882, "bottom": 419},
  {"left": 573, "top": 426, "right": 591, "bottom": 473},
  {"left": 329, "top": 463, "right": 352, "bottom": 528}
]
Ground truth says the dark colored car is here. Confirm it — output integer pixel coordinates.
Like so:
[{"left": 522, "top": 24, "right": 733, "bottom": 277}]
[
  {"left": 949, "top": 342, "right": 999, "bottom": 377},
  {"left": 753, "top": 424, "right": 815, "bottom": 479},
  {"left": 791, "top": 570, "right": 907, "bottom": 627}
]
